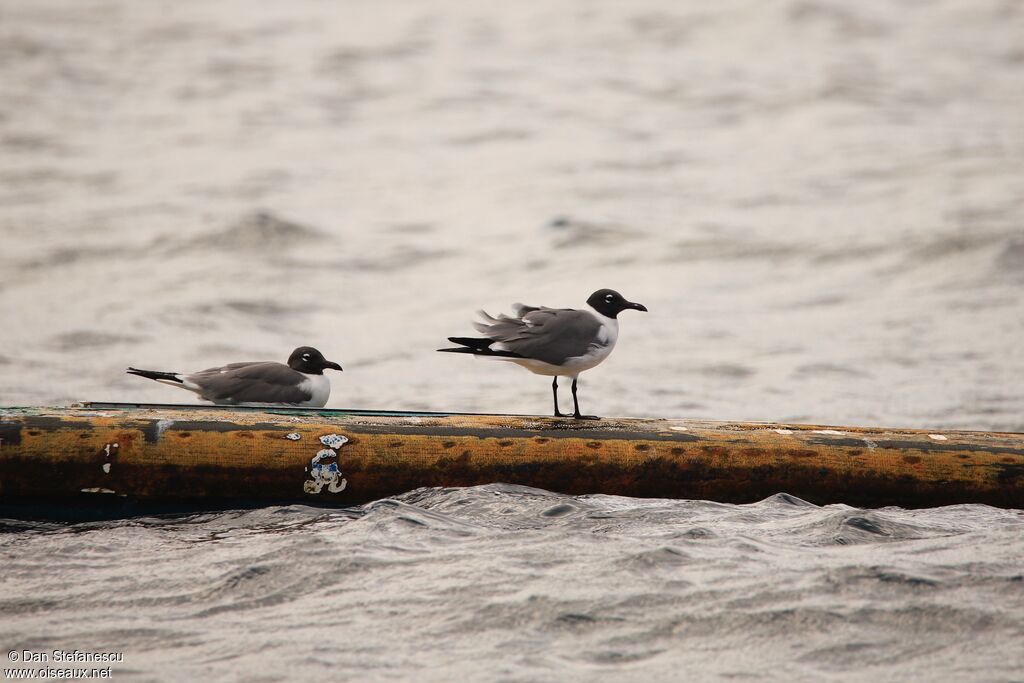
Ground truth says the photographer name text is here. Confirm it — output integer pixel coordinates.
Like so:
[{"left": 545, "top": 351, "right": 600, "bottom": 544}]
[{"left": 8, "top": 652, "right": 122, "bottom": 664}]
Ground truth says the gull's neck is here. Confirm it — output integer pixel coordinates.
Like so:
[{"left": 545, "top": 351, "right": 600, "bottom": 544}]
[{"left": 587, "top": 304, "right": 619, "bottom": 329}]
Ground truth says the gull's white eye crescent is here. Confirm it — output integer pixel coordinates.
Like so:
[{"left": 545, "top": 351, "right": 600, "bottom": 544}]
[
  {"left": 303, "top": 354, "right": 310, "bottom": 359},
  {"left": 605, "top": 294, "right": 614, "bottom": 301}
]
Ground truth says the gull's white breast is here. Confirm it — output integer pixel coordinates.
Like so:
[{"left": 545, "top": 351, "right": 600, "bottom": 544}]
[{"left": 299, "top": 373, "right": 332, "bottom": 407}]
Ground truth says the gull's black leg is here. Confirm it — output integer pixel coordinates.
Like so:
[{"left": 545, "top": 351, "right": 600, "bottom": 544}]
[
  {"left": 571, "top": 377, "right": 600, "bottom": 420},
  {"left": 552, "top": 377, "right": 566, "bottom": 417}
]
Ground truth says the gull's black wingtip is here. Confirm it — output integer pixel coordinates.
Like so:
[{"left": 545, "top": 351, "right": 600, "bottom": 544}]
[
  {"left": 438, "top": 336, "right": 525, "bottom": 358},
  {"left": 126, "top": 367, "right": 183, "bottom": 383}
]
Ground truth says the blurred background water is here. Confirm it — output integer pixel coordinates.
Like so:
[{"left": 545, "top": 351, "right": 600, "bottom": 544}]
[{"left": 0, "top": 0, "right": 1022, "bottom": 680}]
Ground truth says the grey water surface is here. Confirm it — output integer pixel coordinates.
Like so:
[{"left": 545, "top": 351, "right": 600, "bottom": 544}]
[{"left": 1, "top": 488, "right": 1022, "bottom": 681}]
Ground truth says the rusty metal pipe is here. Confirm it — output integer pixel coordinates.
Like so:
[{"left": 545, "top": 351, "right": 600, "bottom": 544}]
[{"left": 0, "top": 403, "right": 1021, "bottom": 510}]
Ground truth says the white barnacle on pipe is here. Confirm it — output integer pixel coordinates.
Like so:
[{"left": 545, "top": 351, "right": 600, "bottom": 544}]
[
  {"left": 285, "top": 433, "right": 301, "bottom": 441},
  {"left": 814, "top": 429, "right": 846, "bottom": 435},
  {"left": 102, "top": 443, "right": 119, "bottom": 472},
  {"left": 929, "top": 434, "right": 948, "bottom": 441},
  {"left": 319, "top": 433, "right": 348, "bottom": 449},
  {"left": 305, "top": 445, "right": 348, "bottom": 495},
  {"left": 312, "top": 448, "right": 337, "bottom": 465},
  {"left": 155, "top": 419, "right": 174, "bottom": 440}
]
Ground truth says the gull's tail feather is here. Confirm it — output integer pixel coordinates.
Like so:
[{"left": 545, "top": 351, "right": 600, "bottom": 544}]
[
  {"left": 472, "top": 309, "right": 510, "bottom": 334},
  {"left": 511, "top": 303, "right": 541, "bottom": 317},
  {"left": 437, "top": 337, "right": 524, "bottom": 358},
  {"left": 126, "top": 367, "right": 184, "bottom": 384}
]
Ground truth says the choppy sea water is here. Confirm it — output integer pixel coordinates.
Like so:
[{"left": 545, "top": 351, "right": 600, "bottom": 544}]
[
  {"left": 1, "top": 0, "right": 1023, "bottom": 680},
  {"left": 1, "top": 487, "right": 1022, "bottom": 681}
]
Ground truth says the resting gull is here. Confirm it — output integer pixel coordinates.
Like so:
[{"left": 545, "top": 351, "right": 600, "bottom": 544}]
[
  {"left": 438, "top": 289, "right": 647, "bottom": 419},
  {"left": 127, "top": 346, "right": 342, "bottom": 407}
]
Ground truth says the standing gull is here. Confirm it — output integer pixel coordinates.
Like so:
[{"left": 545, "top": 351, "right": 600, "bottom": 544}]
[
  {"left": 127, "top": 346, "right": 343, "bottom": 407},
  {"left": 438, "top": 289, "right": 647, "bottom": 419}
]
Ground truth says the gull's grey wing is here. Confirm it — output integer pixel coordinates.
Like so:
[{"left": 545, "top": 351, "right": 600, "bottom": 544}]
[
  {"left": 186, "top": 362, "right": 312, "bottom": 404},
  {"left": 474, "top": 307, "right": 603, "bottom": 365}
]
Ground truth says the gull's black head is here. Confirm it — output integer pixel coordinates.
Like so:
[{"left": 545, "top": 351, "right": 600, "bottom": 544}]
[
  {"left": 287, "top": 346, "right": 343, "bottom": 374},
  {"left": 586, "top": 289, "right": 648, "bottom": 318}
]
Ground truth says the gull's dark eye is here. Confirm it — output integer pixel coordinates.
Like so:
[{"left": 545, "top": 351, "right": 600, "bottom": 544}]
[
  {"left": 303, "top": 354, "right": 310, "bottom": 360},
  {"left": 605, "top": 294, "right": 614, "bottom": 301}
]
